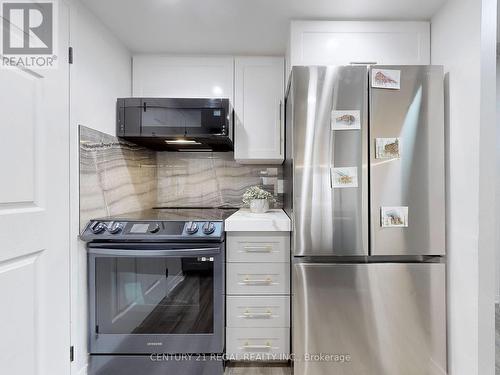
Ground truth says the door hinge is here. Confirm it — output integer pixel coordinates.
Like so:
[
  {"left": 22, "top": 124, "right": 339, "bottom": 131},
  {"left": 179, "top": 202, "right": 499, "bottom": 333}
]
[
  {"left": 70, "top": 346, "right": 74, "bottom": 362},
  {"left": 68, "top": 47, "right": 73, "bottom": 64}
]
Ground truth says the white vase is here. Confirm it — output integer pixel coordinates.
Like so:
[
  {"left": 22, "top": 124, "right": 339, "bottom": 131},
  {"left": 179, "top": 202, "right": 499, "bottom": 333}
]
[{"left": 249, "top": 199, "right": 270, "bottom": 213}]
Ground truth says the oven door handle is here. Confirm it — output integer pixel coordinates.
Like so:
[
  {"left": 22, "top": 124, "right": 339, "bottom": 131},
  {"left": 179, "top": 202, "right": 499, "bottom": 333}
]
[{"left": 88, "top": 247, "right": 221, "bottom": 257}]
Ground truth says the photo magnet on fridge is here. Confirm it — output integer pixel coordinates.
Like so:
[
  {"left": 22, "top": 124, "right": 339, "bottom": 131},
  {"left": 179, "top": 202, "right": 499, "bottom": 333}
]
[
  {"left": 331, "top": 110, "right": 361, "bottom": 130},
  {"left": 331, "top": 167, "right": 358, "bottom": 188},
  {"left": 375, "top": 137, "right": 401, "bottom": 159},
  {"left": 380, "top": 206, "right": 409, "bottom": 228},
  {"left": 372, "top": 69, "right": 401, "bottom": 90}
]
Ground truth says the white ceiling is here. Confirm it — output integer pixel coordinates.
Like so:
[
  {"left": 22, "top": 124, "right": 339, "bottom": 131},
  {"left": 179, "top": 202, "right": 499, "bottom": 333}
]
[{"left": 81, "top": 0, "right": 447, "bottom": 55}]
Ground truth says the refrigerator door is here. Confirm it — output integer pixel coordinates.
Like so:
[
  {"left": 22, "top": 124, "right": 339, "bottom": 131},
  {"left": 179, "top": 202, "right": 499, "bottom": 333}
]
[
  {"left": 292, "top": 261, "right": 447, "bottom": 375},
  {"left": 370, "top": 65, "right": 445, "bottom": 256},
  {"left": 288, "top": 66, "right": 368, "bottom": 256}
]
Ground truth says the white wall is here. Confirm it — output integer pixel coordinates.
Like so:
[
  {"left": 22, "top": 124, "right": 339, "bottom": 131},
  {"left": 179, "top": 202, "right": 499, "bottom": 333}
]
[
  {"left": 497, "top": 56, "right": 500, "bottom": 305},
  {"left": 70, "top": 2, "right": 131, "bottom": 135},
  {"left": 68, "top": 1, "right": 132, "bottom": 374},
  {"left": 431, "top": 0, "right": 496, "bottom": 374},
  {"left": 477, "top": 1, "right": 496, "bottom": 373}
]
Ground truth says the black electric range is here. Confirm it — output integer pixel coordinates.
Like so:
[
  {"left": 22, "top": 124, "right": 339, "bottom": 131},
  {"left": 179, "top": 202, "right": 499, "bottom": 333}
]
[
  {"left": 81, "top": 208, "right": 237, "bottom": 375},
  {"left": 81, "top": 208, "right": 237, "bottom": 243}
]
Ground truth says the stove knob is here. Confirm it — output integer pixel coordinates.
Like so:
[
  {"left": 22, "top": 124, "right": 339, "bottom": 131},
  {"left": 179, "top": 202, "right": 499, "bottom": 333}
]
[
  {"left": 202, "top": 222, "right": 216, "bottom": 235},
  {"left": 107, "top": 222, "right": 123, "bottom": 234},
  {"left": 91, "top": 222, "right": 106, "bottom": 234},
  {"left": 149, "top": 223, "right": 160, "bottom": 233},
  {"left": 186, "top": 221, "right": 198, "bottom": 234}
]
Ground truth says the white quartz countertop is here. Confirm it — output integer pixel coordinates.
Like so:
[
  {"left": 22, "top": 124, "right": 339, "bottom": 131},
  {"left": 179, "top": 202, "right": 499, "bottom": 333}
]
[{"left": 224, "top": 208, "right": 291, "bottom": 232}]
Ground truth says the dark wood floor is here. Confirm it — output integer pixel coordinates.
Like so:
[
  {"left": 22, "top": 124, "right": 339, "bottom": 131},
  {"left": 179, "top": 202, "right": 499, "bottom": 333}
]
[{"left": 224, "top": 362, "right": 291, "bottom": 375}]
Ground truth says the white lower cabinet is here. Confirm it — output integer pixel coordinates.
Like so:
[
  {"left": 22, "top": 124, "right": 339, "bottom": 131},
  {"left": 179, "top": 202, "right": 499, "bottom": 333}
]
[
  {"left": 226, "top": 263, "right": 290, "bottom": 295},
  {"left": 225, "top": 231, "right": 290, "bottom": 361},
  {"left": 227, "top": 232, "right": 290, "bottom": 263},
  {"left": 226, "top": 296, "right": 290, "bottom": 328},
  {"left": 226, "top": 327, "right": 290, "bottom": 361}
]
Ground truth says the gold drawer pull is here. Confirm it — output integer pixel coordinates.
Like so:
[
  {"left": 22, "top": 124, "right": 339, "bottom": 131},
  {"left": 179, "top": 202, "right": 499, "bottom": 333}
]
[
  {"left": 243, "top": 245, "right": 273, "bottom": 253},
  {"left": 242, "top": 342, "right": 272, "bottom": 350},
  {"left": 242, "top": 310, "right": 273, "bottom": 318},
  {"left": 241, "top": 276, "right": 272, "bottom": 285}
]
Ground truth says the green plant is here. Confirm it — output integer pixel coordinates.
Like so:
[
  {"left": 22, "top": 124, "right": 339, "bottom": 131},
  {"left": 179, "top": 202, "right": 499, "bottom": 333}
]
[{"left": 242, "top": 186, "right": 276, "bottom": 206}]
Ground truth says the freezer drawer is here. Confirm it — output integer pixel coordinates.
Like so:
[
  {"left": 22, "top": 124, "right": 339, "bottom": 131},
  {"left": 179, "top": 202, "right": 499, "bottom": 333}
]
[
  {"left": 292, "top": 262, "right": 446, "bottom": 375},
  {"left": 226, "top": 296, "right": 290, "bottom": 328},
  {"left": 226, "top": 232, "right": 290, "bottom": 263},
  {"left": 369, "top": 65, "right": 445, "bottom": 256},
  {"left": 227, "top": 263, "right": 290, "bottom": 295}
]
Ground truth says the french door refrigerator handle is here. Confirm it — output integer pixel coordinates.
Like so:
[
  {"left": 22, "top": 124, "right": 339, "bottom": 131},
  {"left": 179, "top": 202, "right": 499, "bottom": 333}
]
[
  {"left": 279, "top": 100, "right": 283, "bottom": 156},
  {"left": 329, "top": 124, "right": 334, "bottom": 188}
]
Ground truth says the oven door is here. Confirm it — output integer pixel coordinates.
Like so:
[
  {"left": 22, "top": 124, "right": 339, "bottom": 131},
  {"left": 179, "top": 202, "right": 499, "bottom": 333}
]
[{"left": 88, "top": 243, "right": 224, "bottom": 354}]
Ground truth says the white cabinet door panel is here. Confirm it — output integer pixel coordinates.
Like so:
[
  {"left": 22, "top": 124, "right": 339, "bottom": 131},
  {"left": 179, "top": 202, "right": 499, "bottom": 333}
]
[
  {"left": 226, "top": 327, "right": 290, "bottom": 360},
  {"left": 226, "top": 296, "right": 290, "bottom": 328},
  {"left": 234, "top": 57, "right": 284, "bottom": 164},
  {"left": 133, "top": 55, "right": 234, "bottom": 100},
  {"left": 227, "top": 263, "right": 289, "bottom": 295},
  {"left": 227, "top": 232, "right": 290, "bottom": 263},
  {"left": 289, "top": 21, "right": 430, "bottom": 69}
]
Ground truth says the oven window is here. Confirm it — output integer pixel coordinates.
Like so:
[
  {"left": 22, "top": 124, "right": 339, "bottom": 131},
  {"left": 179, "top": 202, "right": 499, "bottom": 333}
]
[{"left": 94, "top": 256, "right": 214, "bottom": 334}]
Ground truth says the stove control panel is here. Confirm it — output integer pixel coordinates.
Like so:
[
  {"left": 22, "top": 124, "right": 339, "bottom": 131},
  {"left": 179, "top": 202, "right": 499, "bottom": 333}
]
[
  {"left": 185, "top": 221, "right": 199, "bottom": 234},
  {"left": 182, "top": 221, "right": 222, "bottom": 237},
  {"left": 90, "top": 221, "right": 106, "bottom": 234},
  {"left": 107, "top": 222, "right": 124, "bottom": 234},
  {"left": 202, "top": 222, "right": 216, "bottom": 235},
  {"left": 81, "top": 220, "right": 224, "bottom": 241}
]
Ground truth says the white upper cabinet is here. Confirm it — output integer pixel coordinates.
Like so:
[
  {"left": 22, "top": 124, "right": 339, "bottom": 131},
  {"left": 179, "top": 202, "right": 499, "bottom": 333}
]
[
  {"left": 234, "top": 57, "right": 284, "bottom": 164},
  {"left": 288, "top": 21, "right": 430, "bottom": 75},
  {"left": 132, "top": 55, "right": 234, "bottom": 100}
]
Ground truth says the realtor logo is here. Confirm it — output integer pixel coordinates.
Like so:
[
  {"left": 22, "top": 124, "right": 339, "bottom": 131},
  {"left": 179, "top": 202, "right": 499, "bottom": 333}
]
[{"left": 1, "top": 0, "right": 58, "bottom": 68}]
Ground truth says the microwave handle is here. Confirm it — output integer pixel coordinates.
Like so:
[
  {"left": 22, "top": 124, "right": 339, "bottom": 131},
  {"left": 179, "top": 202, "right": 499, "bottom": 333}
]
[{"left": 88, "top": 247, "right": 220, "bottom": 257}]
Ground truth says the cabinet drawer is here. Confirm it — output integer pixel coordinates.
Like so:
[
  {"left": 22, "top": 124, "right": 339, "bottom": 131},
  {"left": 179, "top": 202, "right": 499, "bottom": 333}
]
[
  {"left": 227, "top": 232, "right": 290, "bottom": 263},
  {"left": 227, "top": 296, "right": 290, "bottom": 328},
  {"left": 226, "top": 327, "right": 290, "bottom": 361},
  {"left": 227, "top": 263, "right": 290, "bottom": 295}
]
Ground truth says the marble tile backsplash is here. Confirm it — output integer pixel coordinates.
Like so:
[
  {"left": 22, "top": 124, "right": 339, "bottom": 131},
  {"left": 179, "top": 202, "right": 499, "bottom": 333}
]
[
  {"left": 79, "top": 126, "right": 157, "bottom": 229},
  {"left": 79, "top": 126, "right": 283, "bottom": 227},
  {"left": 156, "top": 152, "right": 282, "bottom": 208}
]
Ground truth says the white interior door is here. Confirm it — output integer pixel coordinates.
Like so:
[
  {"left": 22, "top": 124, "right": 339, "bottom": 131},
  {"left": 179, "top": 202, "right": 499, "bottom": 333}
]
[{"left": 0, "top": 2, "right": 70, "bottom": 375}]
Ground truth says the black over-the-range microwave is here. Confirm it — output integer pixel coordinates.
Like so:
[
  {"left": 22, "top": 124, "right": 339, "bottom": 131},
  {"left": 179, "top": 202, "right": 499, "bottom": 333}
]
[{"left": 116, "top": 98, "right": 233, "bottom": 151}]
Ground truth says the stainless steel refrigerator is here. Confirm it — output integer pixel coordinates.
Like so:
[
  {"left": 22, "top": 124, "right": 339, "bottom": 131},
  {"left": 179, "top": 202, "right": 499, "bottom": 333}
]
[{"left": 285, "top": 66, "right": 447, "bottom": 375}]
